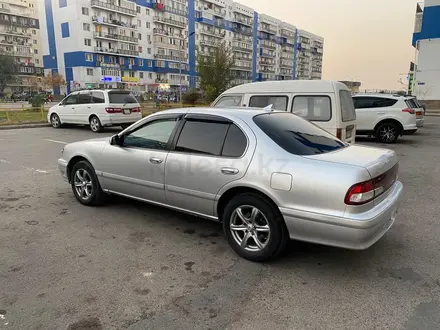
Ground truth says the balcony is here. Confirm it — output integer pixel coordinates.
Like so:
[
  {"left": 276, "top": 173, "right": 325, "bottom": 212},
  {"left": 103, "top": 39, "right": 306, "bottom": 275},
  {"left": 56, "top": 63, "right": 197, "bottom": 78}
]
[
  {"left": 233, "top": 16, "right": 253, "bottom": 27},
  {"left": 200, "top": 39, "right": 219, "bottom": 47},
  {"left": 0, "top": 30, "right": 31, "bottom": 38},
  {"left": 154, "top": 53, "right": 187, "bottom": 62},
  {"left": 155, "top": 41, "right": 183, "bottom": 50},
  {"left": 281, "top": 30, "right": 294, "bottom": 38},
  {"left": 91, "top": 0, "right": 136, "bottom": 16},
  {"left": 94, "top": 32, "right": 138, "bottom": 44},
  {"left": 153, "top": 16, "right": 186, "bottom": 28},
  {"left": 232, "top": 44, "right": 252, "bottom": 53},
  {"left": 260, "top": 59, "right": 275, "bottom": 66},
  {"left": 233, "top": 54, "right": 251, "bottom": 61},
  {"left": 260, "top": 67, "right": 276, "bottom": 73},
  {"left": 200, "top": 28, "right": 225, "bottom": 38},
  {"left": 0, "top": 39, "right": 31, "bottom": 46},
  {"left": 94, "top": 46, "right": 139, "bottom": 57},
  {"left": 96, "top": 61, "right": 121, "bottom": 68},
  {"left": 0, "top": 7, "right": 10, "bottom": 13},
  {"left": 232, "top": 64, "right": 252, "bottom": 71},
  {"left": 200, "top": 6, "right": 226, "bottom": 18},
  {"left": 261, "top": 40, "right": 276, "bottom": 49},
  {"left": 92, "top": 16, "right": 137, "bottom": 29},
  {"left": 5, "top": 50, "right": 32, "bottom": 57},
  {"left": 260, "top": 51, "right": 274, "bottom": 58},
  {"left": 260, "top": 25, "right": 277, "bottom": 35},
  {"left": 233, "top": 34, "right": 252, "bottom": 43},
  {"left": 153, "top": 2, "right": 187, "bottom": 17},
  {"left": 153, "top": 28, "right": 185, "bottom": 39},
  {"left": 234, "top": 26, "right": 252, "bottom": 37},
  {"left": 280, "top": 61, "right": 293, "bottom": 68}
]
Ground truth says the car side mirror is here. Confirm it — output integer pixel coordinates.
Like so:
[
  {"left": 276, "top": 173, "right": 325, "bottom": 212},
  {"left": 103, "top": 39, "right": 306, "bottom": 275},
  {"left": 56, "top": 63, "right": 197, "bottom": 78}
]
[{"left": 110, "top": 134, "right": 124, "bottom": 146}]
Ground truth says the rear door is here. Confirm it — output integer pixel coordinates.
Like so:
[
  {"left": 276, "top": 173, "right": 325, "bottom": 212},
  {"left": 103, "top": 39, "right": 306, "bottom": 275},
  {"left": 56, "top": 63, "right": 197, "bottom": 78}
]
[
  {"left": 107, "top": 90, "right": 141, "bottom": 121},
  {"left": 165, "top": 114, "right": 253, "bottom": 217},
  {"left": 339, "top": 90, "right": 356, "bottom": 143},
  {"left": 74, "top": 91, "right": 92, "bottom": 124}
]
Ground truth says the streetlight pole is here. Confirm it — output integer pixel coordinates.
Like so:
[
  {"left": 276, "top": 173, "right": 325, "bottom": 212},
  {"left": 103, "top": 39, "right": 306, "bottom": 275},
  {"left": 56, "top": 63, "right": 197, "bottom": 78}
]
[{"left": 180, "top": 31, "right": 195, "bottom": 106}]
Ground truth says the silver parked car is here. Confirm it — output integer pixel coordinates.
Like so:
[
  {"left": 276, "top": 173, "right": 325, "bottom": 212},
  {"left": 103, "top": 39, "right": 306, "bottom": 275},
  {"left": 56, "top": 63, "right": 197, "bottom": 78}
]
[{"left": 58, "top": 108, "right": 403, "bottom": 261}]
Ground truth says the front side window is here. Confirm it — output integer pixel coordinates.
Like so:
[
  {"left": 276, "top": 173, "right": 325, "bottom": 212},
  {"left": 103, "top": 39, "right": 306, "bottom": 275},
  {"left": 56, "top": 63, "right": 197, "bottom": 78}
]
[
  {"left": 340, "top": 90, "right": 356, "bottom": 122},
  {"left": 64, "top": 94, "right": 78, "bottom": 105},
  {"left": 213, "top": 95, "right": 242, "bottom": 107},
  {"left": 123, "top": 119, "right": 178, "bottom": 150},
  {"left": 78, "top": 92, "right": 91, "bottom": 104},
  {"left": 253, "top": 112, "right": 346, "bottom": 156},
  {"left": 249, "top": 95, "right": 288, "bottom": 111},
  {"left": 292, "top": 96, "right": 331, "bottom": 121},
  {"left": 175, "top": 120, "right": 230, "bottom": 156}
]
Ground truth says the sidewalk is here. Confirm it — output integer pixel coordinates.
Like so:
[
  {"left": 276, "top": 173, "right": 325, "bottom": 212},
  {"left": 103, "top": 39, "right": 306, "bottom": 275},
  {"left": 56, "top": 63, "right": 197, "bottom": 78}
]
[{"left": 0, "top": 123, "right": 50, "bottom": 130}]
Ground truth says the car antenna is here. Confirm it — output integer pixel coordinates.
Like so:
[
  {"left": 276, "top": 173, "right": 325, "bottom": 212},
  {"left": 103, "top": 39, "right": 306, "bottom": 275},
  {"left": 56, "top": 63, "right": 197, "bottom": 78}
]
[{"left": 264, "top": 104, "right": 273, "bottom": 112}]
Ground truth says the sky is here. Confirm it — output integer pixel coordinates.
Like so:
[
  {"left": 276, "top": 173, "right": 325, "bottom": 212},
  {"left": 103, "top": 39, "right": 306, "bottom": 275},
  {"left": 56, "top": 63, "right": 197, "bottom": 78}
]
[{"left": 239, "top": 0, "right": 421, "bottom": 90}]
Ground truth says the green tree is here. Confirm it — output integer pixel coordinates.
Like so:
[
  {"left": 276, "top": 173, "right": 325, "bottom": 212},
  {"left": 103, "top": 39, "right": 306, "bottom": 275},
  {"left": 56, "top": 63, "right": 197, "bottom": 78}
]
[
  {"left": 182, "top": 88, "right": 200, "bottom": 105},
  {"left": 197, "top": 42, "right": 234, "bottom": 103},
  {"left": 0, "top": 51, "right": 19, "bottom": 92}
]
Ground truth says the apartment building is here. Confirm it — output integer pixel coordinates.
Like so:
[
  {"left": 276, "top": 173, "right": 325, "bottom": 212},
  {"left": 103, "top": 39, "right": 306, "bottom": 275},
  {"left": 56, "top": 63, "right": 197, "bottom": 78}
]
[
  {"left": 412, "top": 0, "right": 440, "bottom": 108},
  {"left": 38, "top": 0, "right": 324, "bottom": 94},
  {"left": 0, "top": 0, "right": 44, "bottom": 92}
]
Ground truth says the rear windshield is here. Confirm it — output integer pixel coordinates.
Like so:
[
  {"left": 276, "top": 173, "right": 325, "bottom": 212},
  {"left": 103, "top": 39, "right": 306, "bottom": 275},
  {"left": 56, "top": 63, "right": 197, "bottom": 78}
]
[
  {"left": 253, "top": 112, "right": 346, "bottom": 156},
  {"left": 340, "top": 90, "right": 356, "bottom": 122},
  {"left": 405, "top": 98, "right": 418, "bottom": 109},
  {"left": 108, "top": 92, "right": 138, "bottom": 104}
]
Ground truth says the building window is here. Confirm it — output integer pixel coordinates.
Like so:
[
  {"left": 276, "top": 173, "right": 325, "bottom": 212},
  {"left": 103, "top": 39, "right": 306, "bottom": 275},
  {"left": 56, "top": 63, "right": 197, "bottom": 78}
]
[
  {"left": 85, "top": 53, "right": 93, "bottom": 62},
  {"left": 148, "top": 60, "right": 152, "bottom": 67},
  {"left": 147, "top": 48, "right": 151, "bottom": 54},
  {"left": 139, "top": 59, "right": 143, "bottom": 66},
  {"left": 84, "top": 38, "right": 91, "bottom": 46},
  {"left": 119, "top": 57, "right": 124, "bottom": 65},
  {"left": 146, "top": 9, "right": 150, "bottom": 15},
  {"left": 97, "top": 55, "right": 104, "bottom": 62},
  {"left": 146, "top": 22, "right": 150, "bottom": 28},
  {"left": 36, "top": 59, "right": 39, "bottom": 64},
  {"left": 138, "top": 33, "right": 142, "bottom": 40},
  {"left": 83, "top": 23, "right": 90, "bottom": 31},
  {"left": 137, "top": 19, "right": 141, "bottom": 27},
  {"left": 32, "top": 29, "right": 36, "bottom": 34},
  {"left": 129, "top": 71, "right": 135, "bottom": 78},
  {"left": 129, "top": 58, "right": 134, "bottom": 65},
  {"left": 34, "top": 49, "right": 38, "bottom": 54},
  {"left": 87, "top": 68, "right": 93, "bottom": 76},
  {"left": 136, "top": 6, "right": 140, "bottom": 13},
  {"left": 109, "top": 56, "right": 116, "bottom": 63},
  {"left": 148, "top": 73, "right": 152, "bottom": 79},
  {"left": 82, "top": 7, "right": 89, "bottom": 15},
  {"left": 33, "top": 39, "right": 37, "bottom": 44},
  {"left": 139, "top": 72, "right": 144, "bottom": 78}
]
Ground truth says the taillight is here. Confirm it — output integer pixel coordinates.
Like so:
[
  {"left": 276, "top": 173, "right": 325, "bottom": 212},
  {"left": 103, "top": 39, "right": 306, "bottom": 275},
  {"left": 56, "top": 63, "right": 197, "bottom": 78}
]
[
  {"left": 345, "top": 180, "right": 375, "bottom": 205},
  {"left": 336, "top": 128, "right": 342, "bottom": 139},
  {"left": 402, "top": 108, "right": 415, "bottom": 115},
  {"left": 105, "top": 107, "right": 122, "bottom": 113},
  {"left": 416, "top": 111, "right": 422, "bottom": 116},
  {"left": 132, "top": 107, "right": 141, "bottom": 112},
  {"left": 345, "top": 164, "right": 398, "bottom": 205}
]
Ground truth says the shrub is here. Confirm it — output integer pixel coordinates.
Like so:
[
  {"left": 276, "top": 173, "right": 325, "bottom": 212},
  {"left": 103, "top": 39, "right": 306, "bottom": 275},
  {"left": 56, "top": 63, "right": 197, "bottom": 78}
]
[{"left": 182, "top": 89, "right": 200, "bottom": 105}]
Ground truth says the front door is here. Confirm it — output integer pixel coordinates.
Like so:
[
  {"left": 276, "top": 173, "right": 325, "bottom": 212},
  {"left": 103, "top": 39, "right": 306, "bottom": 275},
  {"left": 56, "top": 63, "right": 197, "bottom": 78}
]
[
  {"left": 74, "top": 91, "right": 92, "bottom": 124},
  {"left": 165, "top": 114, "right": 253, "bottom": 217},
  {"left": 98, "top": 115, "right": 181, "bottom": 204},
  {"left": 57, "top": 93, "right": 78, "bottom": 123}
]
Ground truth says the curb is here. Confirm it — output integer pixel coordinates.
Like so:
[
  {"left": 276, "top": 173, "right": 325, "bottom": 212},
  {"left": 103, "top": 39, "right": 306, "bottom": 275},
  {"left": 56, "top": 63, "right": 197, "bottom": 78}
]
[{"left": 0, "top": 123, "right": 50, "bottom": 130}]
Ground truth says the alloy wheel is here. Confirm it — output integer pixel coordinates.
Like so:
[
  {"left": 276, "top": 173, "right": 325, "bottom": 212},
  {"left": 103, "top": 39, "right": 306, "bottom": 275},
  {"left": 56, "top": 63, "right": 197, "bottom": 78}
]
[
  {"left": 379, "top": 125, "right": 396, "bottom": 142},
  {"left": 51, "top": 114, "right": 60, "bottom": 128},
  {"left": 90, "top": 118, "right": 100, "bottom": 132},
  {"left": 229, "top": 205, "right": 271, "bottom": 252},
  {"left": 73, "top": 168, "right": 93, "bottom": 200}
]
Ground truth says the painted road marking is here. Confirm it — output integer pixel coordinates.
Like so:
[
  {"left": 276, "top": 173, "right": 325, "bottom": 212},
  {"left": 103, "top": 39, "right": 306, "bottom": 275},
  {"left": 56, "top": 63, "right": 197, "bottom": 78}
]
[{"left": 44, "top": 139, "right": 68, "bottom": 144}]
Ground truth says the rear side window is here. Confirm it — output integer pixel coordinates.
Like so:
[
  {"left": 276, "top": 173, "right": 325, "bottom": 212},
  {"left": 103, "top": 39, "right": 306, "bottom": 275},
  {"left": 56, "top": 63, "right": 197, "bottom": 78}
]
[
  {"left": 91, "top": 91, "right": 105, "bottom": 103},
  {"left": 253, "top": 113, "right": 346, "bottom": 156},
  {"left": 249, "top": 95, "right": 288, "bottom": 111},
  {"left": 176, "top": 120, "right": 230, "bottom": 156},
  {"left": 78, "top": 92, "right": 92, "bottom": 104},
  {"left": 340, "top": 90, "right": 356, "bottom": 122},
  {"left": 292, "top": 96, "right": 331, "bottom": 121},
  {"left": 214, "top": 95, "right": 242, "bottom": 107},
  {"left": 353, "top": 97, "right": 397, "bottom": 109},
  {"left": 222, "top": 124, "right": 247, "bottom": 157},
  {"left": 108, "top": 92, "right": 137, "bottom": 104}
]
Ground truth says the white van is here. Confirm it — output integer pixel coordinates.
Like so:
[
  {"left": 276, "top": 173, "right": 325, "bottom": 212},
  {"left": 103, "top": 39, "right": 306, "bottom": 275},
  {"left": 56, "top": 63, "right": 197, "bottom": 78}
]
[
  {"left": 48, "top": 89, "right": 142, "bottom": 132},
  {"left": 212, "top": 80, "right": 357, "bottom": 143}
]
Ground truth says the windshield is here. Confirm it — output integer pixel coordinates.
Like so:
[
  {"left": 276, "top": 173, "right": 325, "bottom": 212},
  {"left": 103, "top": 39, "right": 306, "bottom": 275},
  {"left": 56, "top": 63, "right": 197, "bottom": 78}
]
[
  {"left": 108, "top": 92, "right": 138, "bottom": 104},
  {"left": 253, "top": 112, "right": 346, "bottom": 156}
]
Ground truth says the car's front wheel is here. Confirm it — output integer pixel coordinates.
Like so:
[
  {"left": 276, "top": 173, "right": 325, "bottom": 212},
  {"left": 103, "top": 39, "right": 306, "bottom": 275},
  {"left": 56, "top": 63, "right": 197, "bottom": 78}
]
[
  {"left": 376, "top": 122, "right": 400, "bottom": 143},
  {"left": 223, "top": 193, "right": 288, "bottom": 262},
  {"left": 70, "top": 160, "right": 106, "bottom": 206},
  {"left": 50, "top": 113, "right": 61, "bottom": 128}
]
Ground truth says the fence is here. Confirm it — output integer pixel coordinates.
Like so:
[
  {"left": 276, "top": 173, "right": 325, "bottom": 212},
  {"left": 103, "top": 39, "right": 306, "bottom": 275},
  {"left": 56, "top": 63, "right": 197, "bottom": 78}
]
[{"left": 0, "top": 103, "right": 209, "bottom": 125}]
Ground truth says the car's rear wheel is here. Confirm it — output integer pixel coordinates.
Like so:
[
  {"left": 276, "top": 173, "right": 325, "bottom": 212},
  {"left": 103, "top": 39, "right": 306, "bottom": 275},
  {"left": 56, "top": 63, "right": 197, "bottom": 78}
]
[
  {"left": 50, "top": 113, "right": 61, "bottom": 128},
  {"left": 222, "top": 193, "right": 288, "bottom": 262},
  {"left": 89, "top": 116, "right": 102, "bottom": 133},
  {"left": 70, "top": 160, "right": 106, "bottom": 206},
  {"left": 376, "top": 122, "right": 400, "bottom": 143}
]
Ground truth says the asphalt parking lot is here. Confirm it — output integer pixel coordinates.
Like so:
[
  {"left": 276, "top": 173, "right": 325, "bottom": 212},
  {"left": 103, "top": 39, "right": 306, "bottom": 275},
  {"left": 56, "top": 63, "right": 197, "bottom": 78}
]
[{"left": 1, "top": 119, "right": 440, "bottom": 330}]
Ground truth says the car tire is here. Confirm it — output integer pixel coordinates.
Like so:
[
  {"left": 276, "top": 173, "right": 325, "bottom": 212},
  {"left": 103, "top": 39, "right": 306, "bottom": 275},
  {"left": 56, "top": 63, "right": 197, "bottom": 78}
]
[
  {"left": 89, "top": 116, "right": 102, "bottom": 133},
  {"left": 50, "top": 113, "right": 61, "bottom": 128},
  {"left": 222, "top": 193, "right": 288, "bottom": 262},
  {"left": 376, "top": 122, "right": 400, "bottom": 144},
  {"left": 70, "top": 160, "right": 106, "bottom": 206}
]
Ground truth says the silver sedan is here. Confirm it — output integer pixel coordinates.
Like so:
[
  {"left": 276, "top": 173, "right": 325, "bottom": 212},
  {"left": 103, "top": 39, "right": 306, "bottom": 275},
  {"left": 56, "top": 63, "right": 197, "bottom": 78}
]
[{"left": 58, "top": 108, "right": 403, "bottom": 261}]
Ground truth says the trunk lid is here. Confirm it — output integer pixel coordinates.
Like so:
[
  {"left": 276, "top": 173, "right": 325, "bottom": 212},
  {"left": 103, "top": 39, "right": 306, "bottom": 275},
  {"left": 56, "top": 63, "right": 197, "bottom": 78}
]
[{"left": 306, "top": 144, "right": 398, "bottom": 179}]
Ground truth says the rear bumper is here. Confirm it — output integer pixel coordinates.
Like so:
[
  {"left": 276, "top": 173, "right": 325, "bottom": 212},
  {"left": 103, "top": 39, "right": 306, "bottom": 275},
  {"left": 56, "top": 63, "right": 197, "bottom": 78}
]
[
  {"left": 280, "top": 181, "right": 403, "bottom": 250},
  {"left": 416, "top": 118, "right": 424, "bottom": 127},
  {"left": 100, "top": 114, "right": 142, "bottom": 126}
]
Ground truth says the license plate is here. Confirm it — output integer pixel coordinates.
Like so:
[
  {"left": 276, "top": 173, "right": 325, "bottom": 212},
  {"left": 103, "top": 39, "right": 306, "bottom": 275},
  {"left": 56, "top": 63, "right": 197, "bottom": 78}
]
[{"left": 123, "top": 109, "right": 131, "bottom": 115}]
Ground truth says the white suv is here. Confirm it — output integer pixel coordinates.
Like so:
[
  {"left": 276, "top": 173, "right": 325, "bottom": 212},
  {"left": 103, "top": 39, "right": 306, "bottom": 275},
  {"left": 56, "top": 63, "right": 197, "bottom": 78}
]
[
  {"left": 48, "top": 89, "right": 142, "bottom": 132},
  {"left": 352, "top": 94, "right": 418, "bottom": 143}
]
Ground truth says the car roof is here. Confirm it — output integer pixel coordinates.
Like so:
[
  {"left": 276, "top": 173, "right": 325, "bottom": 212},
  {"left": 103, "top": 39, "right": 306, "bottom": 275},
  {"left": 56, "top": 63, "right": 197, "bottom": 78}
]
[
  {"left": 221, "top": 80, "right": 348, "bottom": 94},
  {"left": 352, "top": 94, "right": 406, "bottom": 100},
  {"left": 152, "top": 107, "right": 279, "bottom": 121}
]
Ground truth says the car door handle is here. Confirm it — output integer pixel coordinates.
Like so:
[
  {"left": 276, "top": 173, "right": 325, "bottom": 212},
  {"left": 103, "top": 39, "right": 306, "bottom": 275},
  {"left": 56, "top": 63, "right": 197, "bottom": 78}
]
[
  {"left": 377, "top": 112, "right": 385, "bottom": 115},
  {"left": 149, "top": 157, "right": 163, "bottom": 164},
  {"left": 221, "top": 167, "right": 239, "bottom": 175}
]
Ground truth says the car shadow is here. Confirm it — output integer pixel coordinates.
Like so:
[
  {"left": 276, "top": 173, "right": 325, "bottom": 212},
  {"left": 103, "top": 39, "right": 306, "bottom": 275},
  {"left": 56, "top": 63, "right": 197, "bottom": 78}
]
[{"left": 59, "top": 124, "right": 122, "bottom": 134}]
